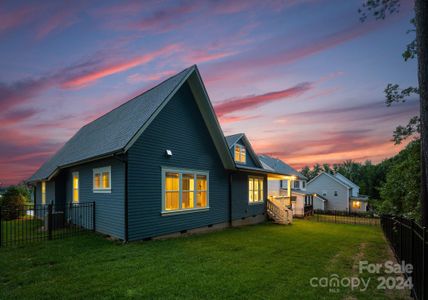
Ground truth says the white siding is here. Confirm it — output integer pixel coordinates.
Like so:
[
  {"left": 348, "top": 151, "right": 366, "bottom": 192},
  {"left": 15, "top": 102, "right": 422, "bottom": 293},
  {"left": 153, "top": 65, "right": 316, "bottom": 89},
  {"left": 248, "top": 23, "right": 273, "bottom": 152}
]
[{"left": 307, "top": 173, "right": 350, "bottom": 211}]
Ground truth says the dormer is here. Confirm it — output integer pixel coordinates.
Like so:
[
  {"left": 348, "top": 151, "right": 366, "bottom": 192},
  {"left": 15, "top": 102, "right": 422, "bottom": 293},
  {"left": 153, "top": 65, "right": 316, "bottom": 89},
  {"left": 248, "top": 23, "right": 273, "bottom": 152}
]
[
  {"left": 234, "top": 144, "right": 246, "bottom": 164},
  {"left": 225, "top": 133, "right": 264, "bottom": 169}
]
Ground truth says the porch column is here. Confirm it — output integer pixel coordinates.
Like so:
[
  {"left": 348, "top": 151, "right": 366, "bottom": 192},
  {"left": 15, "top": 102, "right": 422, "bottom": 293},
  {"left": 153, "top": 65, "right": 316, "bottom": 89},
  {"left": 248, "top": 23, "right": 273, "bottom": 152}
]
[{"left": 287, "top": 179, "right": 291, "bottom": 197}]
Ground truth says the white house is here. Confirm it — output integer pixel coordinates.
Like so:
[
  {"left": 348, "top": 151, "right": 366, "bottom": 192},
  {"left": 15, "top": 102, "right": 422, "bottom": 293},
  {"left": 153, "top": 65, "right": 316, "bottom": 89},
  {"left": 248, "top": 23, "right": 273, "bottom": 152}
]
[
  {"left": 259, "top": 155, "right": 313, "bottom": 217},
  {"left": 307, "top": 172, "right": 368, "bottom": 212}
]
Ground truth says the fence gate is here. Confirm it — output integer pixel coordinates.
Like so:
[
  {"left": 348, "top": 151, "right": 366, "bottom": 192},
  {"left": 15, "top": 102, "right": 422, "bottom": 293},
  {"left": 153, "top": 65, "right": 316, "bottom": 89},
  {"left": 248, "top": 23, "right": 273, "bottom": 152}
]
[{"left": 0, "top": 202, "right": 95, "bottom": 247}]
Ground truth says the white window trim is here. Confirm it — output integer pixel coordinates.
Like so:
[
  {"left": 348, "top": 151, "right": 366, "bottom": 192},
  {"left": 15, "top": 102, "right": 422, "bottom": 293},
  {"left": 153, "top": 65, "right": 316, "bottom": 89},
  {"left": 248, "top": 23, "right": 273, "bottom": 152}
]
[
  {"left": 93, "top": 166, "right": 112, "bottom": 193},
  {"left": 234, "top": 144, "right": 246, "bottom": 164},
  {"left": 72, "top": 172, "right": 79, "bottom": 203},
  {"left": 161, "top": 167, "right": 210, "bottom": 215},
  {"left": 248, "top": 176, "right": 264, "bottom": 205}
]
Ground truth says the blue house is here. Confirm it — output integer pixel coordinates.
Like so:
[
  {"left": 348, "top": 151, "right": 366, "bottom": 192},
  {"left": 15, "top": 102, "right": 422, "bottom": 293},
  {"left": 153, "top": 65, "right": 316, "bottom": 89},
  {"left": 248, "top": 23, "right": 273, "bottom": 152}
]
[{"left": 28, "top": 66, "right": 293, "bottom": 241}]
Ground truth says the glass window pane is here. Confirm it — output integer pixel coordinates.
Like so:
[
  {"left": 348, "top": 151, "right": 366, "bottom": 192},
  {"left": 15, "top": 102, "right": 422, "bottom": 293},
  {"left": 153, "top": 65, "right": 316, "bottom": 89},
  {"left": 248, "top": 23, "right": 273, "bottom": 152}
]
[
  {"left": 235, "top": 145, "right": 240, "bottom": 161},
  {"left": 165, "top": 192, "right": 179, "bottom": 210},
  {"left": 197, "top": 191, "right": 207, "bottom": 208},
  {"left": 197, "top": 175, "right": 207, "bottom": 191},
  {"left": 182, "top": 191, "right": 194, "bottom": 209},
  {"left": 182, "top": 174, "right": 194, "bottom": 191},
  {"left": 166, "top": 173, "right": 179, "bottom": 191},
  {"left": 249, "top": 178, "right": 253, "bottom": 190},
  {"left": 240, "top": 147, "right": 246, "bottom": 163},
  {"left": 73, "top": 189, "right": 79, "bottom": 203},
  {"left": 73, "top": 175, "right": 79, "bottom": 189},
  {"left": 102, "top": 172, "right": 110, "bottom": 188},
  {"left": 254, "top": 190, "right": 259, "bottom": 201},
  {"left": 94, "top": 173, "right": 101, "bottom": 189}
]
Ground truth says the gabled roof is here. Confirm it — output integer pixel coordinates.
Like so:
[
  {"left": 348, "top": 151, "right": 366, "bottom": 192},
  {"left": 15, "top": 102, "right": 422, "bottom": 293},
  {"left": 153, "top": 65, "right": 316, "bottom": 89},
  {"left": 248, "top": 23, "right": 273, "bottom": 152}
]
[
  {"left": 224, "top": 133, "right": 264, "bottom": 170},
  {"left": 307, "top": 172, "right": 351, "bottom": 189},
  {"left": 29, "top": 65, "right": 235, "bottom": 182},
  {"left": 258, "top": 155, "right": 307, "bottom": 180},
  {"left": 334, "top": 173, "right": 359, "bottom": 190},
  {"left": 225, "top": 133, "right": 244, "bottom": 148},
  {"left": 313, "top": 194, "right": 328, "bottom": 202}
]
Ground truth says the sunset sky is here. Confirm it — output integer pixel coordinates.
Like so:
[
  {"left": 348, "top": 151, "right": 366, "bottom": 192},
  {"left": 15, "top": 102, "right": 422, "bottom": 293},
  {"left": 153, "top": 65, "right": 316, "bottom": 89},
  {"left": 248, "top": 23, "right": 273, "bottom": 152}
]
[{"left": 0, "top": 0, "right": 418, "bottom": 186}]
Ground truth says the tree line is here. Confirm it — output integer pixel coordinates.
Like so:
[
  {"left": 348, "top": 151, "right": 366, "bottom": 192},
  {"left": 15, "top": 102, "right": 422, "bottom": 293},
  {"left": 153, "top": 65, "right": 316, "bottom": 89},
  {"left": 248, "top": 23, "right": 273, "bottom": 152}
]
[{"left": 300, "top": 139, "right": 421, "bottom": 221}]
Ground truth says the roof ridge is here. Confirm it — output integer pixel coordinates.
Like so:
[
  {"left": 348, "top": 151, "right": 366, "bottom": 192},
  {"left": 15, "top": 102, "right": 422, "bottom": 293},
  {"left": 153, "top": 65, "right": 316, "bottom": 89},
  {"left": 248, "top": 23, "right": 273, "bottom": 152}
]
[{"left": 80, "top": 66, "right": 194, "bottom": 129}]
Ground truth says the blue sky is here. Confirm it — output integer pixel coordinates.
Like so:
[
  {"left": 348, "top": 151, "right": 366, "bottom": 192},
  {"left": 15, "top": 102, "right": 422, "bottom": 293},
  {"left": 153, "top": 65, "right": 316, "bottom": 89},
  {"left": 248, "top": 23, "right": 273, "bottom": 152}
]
[{"left": 0, "top": 0, "right": 418, "bottom": 185}]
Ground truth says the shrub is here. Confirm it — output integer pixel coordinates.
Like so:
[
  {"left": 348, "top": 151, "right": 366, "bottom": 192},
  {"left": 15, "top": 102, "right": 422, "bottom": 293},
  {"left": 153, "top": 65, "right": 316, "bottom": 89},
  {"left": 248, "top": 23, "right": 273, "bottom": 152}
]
[{"left": 0, "top": 185, "right": 30, "bottom": 221}]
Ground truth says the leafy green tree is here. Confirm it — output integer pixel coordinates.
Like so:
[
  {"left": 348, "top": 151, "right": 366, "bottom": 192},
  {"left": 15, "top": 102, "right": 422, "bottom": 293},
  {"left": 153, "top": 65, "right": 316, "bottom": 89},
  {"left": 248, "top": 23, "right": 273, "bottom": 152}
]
[
  {"left": 379, "top": 140, "right": 421, "bottom": 221},
  {"left": 0, "top": 185, "right": 31, "bottom": 221},
  {"left": 359, "top": 0, "right": 428, "bottom": 226}
]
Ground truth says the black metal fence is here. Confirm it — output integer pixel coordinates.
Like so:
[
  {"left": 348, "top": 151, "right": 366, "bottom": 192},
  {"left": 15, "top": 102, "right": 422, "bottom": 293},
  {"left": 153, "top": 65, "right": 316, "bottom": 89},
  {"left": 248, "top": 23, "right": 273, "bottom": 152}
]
[
  {"left": 0, "top": 202, "right": 95, "bottom": 247},
  {"left": 381, "top": 215, "right": 428, "bottom": 300},
  {"left": 312, "top": 209, "right": 380, "bottom": 225}
]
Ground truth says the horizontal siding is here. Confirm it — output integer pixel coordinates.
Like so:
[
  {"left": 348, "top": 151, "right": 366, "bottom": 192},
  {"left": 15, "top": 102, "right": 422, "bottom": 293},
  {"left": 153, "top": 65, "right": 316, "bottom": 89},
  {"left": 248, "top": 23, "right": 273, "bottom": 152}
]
[
  {"left": 65, "top": 157, "right": 125, "bottom": 239},
  {"left": 127, "top": 82, "right": 229, "bottom": 240},
  {"left": 231, "top": 171, "right": 266, "bottom": 219},
  {"left": 307, "top": 174, "right": 349, "bottom": 211}
]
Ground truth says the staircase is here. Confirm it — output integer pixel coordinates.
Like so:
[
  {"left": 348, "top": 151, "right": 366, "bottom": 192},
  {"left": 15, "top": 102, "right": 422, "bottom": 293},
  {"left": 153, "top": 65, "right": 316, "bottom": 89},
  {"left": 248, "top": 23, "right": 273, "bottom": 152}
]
[{"left": 266, "top": 199, "right": 293, "bottom": 225}]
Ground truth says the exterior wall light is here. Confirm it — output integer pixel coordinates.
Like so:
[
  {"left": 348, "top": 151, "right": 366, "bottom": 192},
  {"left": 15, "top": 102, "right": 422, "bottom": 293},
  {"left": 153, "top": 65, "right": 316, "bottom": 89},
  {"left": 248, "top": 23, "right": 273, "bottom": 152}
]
[{"left": 165, "top": 149, "right": 173, "bottom": 158}]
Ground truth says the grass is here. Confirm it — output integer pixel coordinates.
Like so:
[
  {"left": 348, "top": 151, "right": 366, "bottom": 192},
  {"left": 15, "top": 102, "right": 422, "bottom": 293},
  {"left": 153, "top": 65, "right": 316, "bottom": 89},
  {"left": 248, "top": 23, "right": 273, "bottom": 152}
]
[{"left": 0, "top": 220, "right": 409, "bottom": 299}]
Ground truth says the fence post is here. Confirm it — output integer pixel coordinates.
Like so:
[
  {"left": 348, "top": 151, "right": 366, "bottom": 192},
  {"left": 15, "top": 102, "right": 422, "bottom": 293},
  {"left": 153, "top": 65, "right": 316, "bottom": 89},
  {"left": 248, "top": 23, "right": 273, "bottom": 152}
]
[
  {"left": 0, "top": 206, "right": 2, "bottom": 248},
  {"left": 423, "top": 227, "right": 426, "bottom": 300},
  {"left": 92, "top": 202, "right": 96, "bottom": 232},
  {"left": 47, "top": 204, "right": 53, "bottom": 240}
]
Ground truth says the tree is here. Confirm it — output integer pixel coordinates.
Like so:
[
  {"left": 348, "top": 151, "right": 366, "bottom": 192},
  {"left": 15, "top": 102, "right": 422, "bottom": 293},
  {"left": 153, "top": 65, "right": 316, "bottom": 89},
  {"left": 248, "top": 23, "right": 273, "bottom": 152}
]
[
  {"left": 360, "top": 0, "right": 428, "bottom": 226},
  {"left": 379, "top": 140, "right": 421, "bottom": 221},
  {"left": 0, "top": 185, "right": 30, "bottom": 221}
]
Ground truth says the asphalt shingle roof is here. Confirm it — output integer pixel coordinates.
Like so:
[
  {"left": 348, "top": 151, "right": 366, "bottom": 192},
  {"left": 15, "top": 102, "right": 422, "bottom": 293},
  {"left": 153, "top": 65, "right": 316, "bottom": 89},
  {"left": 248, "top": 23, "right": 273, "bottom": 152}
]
[
  {"left": 258, "top": 154, "right": 307, "bottom": 180},
  {"left": 29, "top": 66, "right": 194, "bottom": 182},
  {"left": 225, "top": 133, "right": 244, "bottom": 148}
]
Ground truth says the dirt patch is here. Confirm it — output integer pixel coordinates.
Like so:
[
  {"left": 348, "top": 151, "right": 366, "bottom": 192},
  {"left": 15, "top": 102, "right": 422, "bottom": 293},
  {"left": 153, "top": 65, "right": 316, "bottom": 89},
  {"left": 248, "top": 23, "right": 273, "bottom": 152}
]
[{"left": 352, "top": 242, "right": 367, "bottom": 273}]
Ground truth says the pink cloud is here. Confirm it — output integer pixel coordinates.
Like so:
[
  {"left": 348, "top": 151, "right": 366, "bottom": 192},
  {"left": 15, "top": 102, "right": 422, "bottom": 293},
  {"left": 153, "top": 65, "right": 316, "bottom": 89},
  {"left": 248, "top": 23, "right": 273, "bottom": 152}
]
[
  {"left": 218, "top": 114, "right": 260, "bottom": 124},
  {"left": 61, "top": 44, "right": 180, "bottom": 89},
  {"left": 214, "top": 82, "right": 313, "bottom": 117}
]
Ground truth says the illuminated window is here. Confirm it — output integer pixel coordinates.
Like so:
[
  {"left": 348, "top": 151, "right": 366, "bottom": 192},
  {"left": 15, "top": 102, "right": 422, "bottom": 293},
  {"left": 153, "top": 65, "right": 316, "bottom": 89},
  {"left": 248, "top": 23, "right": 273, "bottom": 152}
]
[
  {"left": 352, "top": 201, "right": 361, "bottom": 209},
  {"left": 249, "top": 176, "right": 264, "bottom": 204},
  {"left": 162, "top": 168, "right": 209, "bottom": 213},
  {"left": 234, "top": 144, "right": 246, "bottom": 163},
  {"left": 165, "top": 173, "right": 179, "bottom": 211},
  {"left": 41, "top": 181, "right": 46, "bottom": 204},
  {"left": 72, "top": 172, "right": 79, "bottom": 203},
  {"left": 196, "top": 175, "right": 207, "bottom": 208},
  {"left": 93, "top": 166, "right": 111, "bottom": 192}
]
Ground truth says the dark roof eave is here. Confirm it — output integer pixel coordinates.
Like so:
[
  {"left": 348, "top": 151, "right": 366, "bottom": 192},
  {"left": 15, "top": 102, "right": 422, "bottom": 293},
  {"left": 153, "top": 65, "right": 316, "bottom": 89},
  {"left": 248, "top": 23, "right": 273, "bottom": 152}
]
[{"left": 27, "top": 149, "right": 126, "bottom": 183}]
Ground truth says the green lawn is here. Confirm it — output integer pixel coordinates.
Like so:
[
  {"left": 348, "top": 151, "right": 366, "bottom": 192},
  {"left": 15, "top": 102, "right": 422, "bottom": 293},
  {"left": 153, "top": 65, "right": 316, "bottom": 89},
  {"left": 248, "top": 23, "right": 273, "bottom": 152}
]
[{"left": 0, "top": 220, "right": 409, "bottom": 299}]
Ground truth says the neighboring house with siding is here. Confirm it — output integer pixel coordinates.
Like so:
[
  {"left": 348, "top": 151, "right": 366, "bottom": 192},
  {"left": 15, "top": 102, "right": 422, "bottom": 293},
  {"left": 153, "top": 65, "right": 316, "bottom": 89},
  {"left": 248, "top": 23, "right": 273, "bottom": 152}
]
[
  {"left": 28, "top": 65, "right": 291, "bottom": 241},
  {"left": 258, "top": 155, "right": 313, "bottom": 217},
  {"left": 307, "top": 172, "right": 368, "bottom": 212}
]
